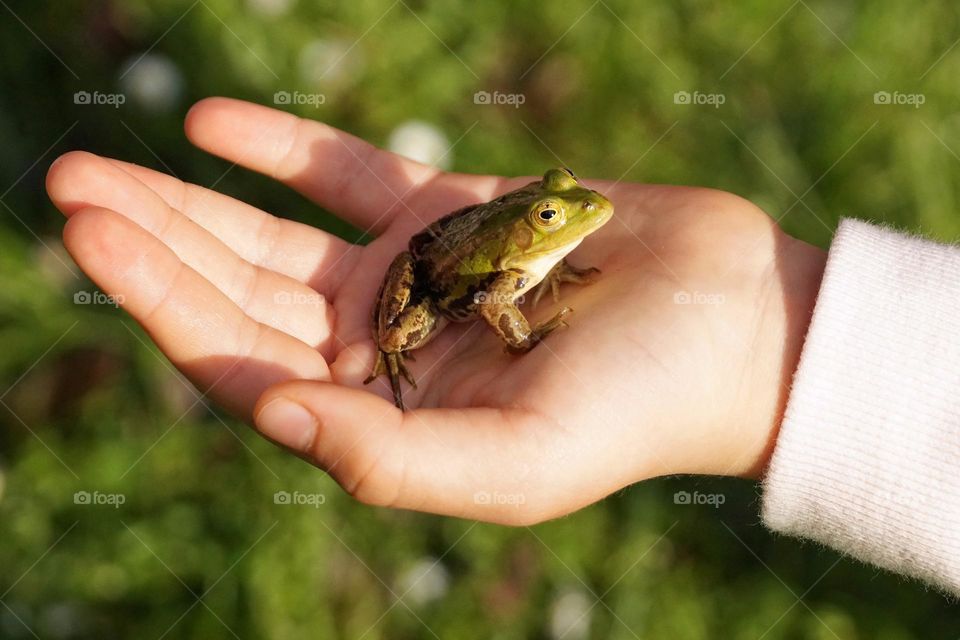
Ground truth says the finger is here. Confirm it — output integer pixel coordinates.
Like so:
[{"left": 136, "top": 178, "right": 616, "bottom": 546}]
[
  {"left": 48, "top": 152, "right": 336, "bottom": 349},
  {"left": 253, "top": 380, "right": 578, "bottom": 524},
  {"left": 103, "top": 157, "right": 357, "bottom": 293},
  {"left": 184, "top": 97, "right": 452, "bottom": 235},
  {"left": 64, "top": 207, "right": 329, "bottom": 419}
]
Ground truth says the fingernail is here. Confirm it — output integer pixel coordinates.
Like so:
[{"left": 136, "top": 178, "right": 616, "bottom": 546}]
[{"left": 255, "top": 398, "right": 318, "bottom": 452}]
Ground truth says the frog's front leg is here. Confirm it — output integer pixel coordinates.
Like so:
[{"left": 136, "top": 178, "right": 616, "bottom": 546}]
[
  {"left": 477, "top": 270, "right": 571, "bottom": 354},
  {"left": 365, "top": 251, "right": 444, "bottom": 410},
  {"left": 530, "top": 258, "right": 601, "bottom": 307}
]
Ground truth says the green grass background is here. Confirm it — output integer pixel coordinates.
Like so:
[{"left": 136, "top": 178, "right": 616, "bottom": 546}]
[{"left": 1, "top": 0, "right": 959, "bottom": 638}]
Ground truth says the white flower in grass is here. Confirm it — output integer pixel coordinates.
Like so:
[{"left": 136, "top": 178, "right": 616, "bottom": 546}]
[
  {"left": 387, "top": 121, "right": 452, "bottom": 171},
  {"left": 119, "top": 53, "right": 184, "bottom": 112},
  {"left": 247, "top": 0, "right": 293, "bottom": 17},
  {"left": 299, "top": 37, "right": 364, "bottom": 86},
  {"left": 398, "top": 556, "right": 450, "bottom": 606},
  {"left": 549, "top": 589, "right": 593, "bottom": 640}
]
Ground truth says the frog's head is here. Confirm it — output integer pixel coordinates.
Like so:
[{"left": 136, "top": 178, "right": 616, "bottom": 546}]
[{"left": 495, "top": 168, "right": 613, "bottom": 275}]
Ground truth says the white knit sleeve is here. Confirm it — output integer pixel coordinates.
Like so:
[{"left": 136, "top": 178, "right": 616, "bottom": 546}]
[{"left": 762, "top": 218, "right": 960, "bottom": 595}]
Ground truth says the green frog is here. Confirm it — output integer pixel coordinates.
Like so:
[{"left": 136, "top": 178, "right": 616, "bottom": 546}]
[{"left": 365, "top": 168, "right": 614, "bottom": 409}]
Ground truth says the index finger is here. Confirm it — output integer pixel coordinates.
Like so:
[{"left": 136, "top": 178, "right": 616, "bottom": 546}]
[{"left": 185, "top": 97, "right": 448, "bottom": 235}]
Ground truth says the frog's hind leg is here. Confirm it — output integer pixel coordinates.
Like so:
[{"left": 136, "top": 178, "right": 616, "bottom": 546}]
[
  {"left": 372, "top": 299, "right": 442, "bottom": 377},
  {"left": 530, "top": 258, "right": 601, "bottom": 307},
  {"left": 364, "top": 251, "right": 443, "bottom": 410},
  {"left": 366, "top": 313, "right": 439, "bottom": 411}
]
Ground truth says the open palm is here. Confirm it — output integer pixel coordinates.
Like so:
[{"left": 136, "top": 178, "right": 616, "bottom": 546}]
[{"left": 48, "top": 98, "right": 825, "bottom": 524}]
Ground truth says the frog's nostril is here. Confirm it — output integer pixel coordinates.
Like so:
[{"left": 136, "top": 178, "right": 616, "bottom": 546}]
[{"left": 583, "top": 200, "right": 595, "bottom": 211}]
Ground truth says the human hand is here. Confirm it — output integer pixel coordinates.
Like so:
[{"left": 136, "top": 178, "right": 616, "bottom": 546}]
[{"left": 47, "top": 98, "right": 826, "bottom": 524}]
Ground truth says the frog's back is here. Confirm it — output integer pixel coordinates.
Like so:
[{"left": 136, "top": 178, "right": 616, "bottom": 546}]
[
  {"left": 407, "top": 203, "right": 495, "bottom": 312},
  {"left": 409, "top": 183, "right": 538, "bottom": 270}
]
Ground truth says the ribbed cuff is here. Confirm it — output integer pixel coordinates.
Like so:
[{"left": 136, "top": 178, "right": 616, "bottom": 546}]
[{"left": 762, "top": 218, "right": 960, "bottom": 595}]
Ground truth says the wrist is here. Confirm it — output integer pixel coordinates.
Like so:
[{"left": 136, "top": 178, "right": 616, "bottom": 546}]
[{"left": 739, "top": 231, "right": 827, "bottom": 479}]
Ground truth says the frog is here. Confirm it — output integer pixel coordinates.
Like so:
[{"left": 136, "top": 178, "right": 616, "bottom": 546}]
[{"left": 364, "top": 168, "right": 614, "bottom": 409}]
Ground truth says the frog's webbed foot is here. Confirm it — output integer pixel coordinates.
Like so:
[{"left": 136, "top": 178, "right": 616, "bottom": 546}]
[
  {"left": 478, "top": 269, "right": 576, "bottom": 355},
  {"left": 505, "top": 307, "right": 572, "bottom": 354},
  {"left": 530, "top": 259, "right": 601, "bottom": 307},
  {"left": 364, "top": 349, "right": 417, "bottom": 411}
]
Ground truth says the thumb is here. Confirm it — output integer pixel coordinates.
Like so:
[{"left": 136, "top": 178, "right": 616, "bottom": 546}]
[{"left": 252, "top": 380, "right": 561, "bottom": 524}]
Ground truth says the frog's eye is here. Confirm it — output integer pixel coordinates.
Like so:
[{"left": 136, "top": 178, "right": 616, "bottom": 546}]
[{"left": 532, "top": 202, "right": 564, "bottom": 228}]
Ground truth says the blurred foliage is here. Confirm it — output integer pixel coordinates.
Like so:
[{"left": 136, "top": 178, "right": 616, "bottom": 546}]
[{"left": 1, "top": 0, "right": 960, "bottom": 638}]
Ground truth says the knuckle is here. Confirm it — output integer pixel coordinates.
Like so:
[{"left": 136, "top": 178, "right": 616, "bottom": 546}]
[
  {"left": 254, "top": 214, "right": 282, "bottom": 268},
  {"left": 334, "top": 436, "right": 404, "bottom": 509},
  {"left": 230, "top": 262, "right": 261, "bottom": 311},
  {"left": 346, "top": 461, "right": 401, "bottom": 508},
  {"left": 141, "top": 260, "right": 186, "bottom": 324},
  {"left": 331, "top": 141, "right": 377, "bottom": 203},
  {"left": 273, "top": 116, "right": 308, "bottom": 179}
]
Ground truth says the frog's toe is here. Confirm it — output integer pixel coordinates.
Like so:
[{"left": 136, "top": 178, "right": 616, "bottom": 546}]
[
  {"left": 383, "top": 352, "right": 408, "bottom": 410},
  {"left": 532, "top": 263, "right": 599, "bottom": 308},
  {"left": 363, "top": 349, "right": 386, "bottom": 385},
  {"left": 529, "top": 283, "right": 547, "bottom": 308},
  {"left": 532, "top": 307, "right": 572, "bottom": 341},
  {"left": 396, "top": 353, "right": 417, "bottom": 388},
  {"left": 539, "top": 306, "right": 572, "bottom": 333},
  {"left": 365, "top": 349, "right": 416, "bottom": 409},
  {"left": 504, "top": 307, "right": 573, "bottom": 355},
  {"left": 562, "top": 264, "right": 601, "bottom": 284},
  {"left": 552, "top": 278, "right": 562, "bottom": 300}
]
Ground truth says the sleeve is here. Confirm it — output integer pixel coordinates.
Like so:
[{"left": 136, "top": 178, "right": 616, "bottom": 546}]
[{"left": 762, "top": 218, "right": 960, "bottom": 595}]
